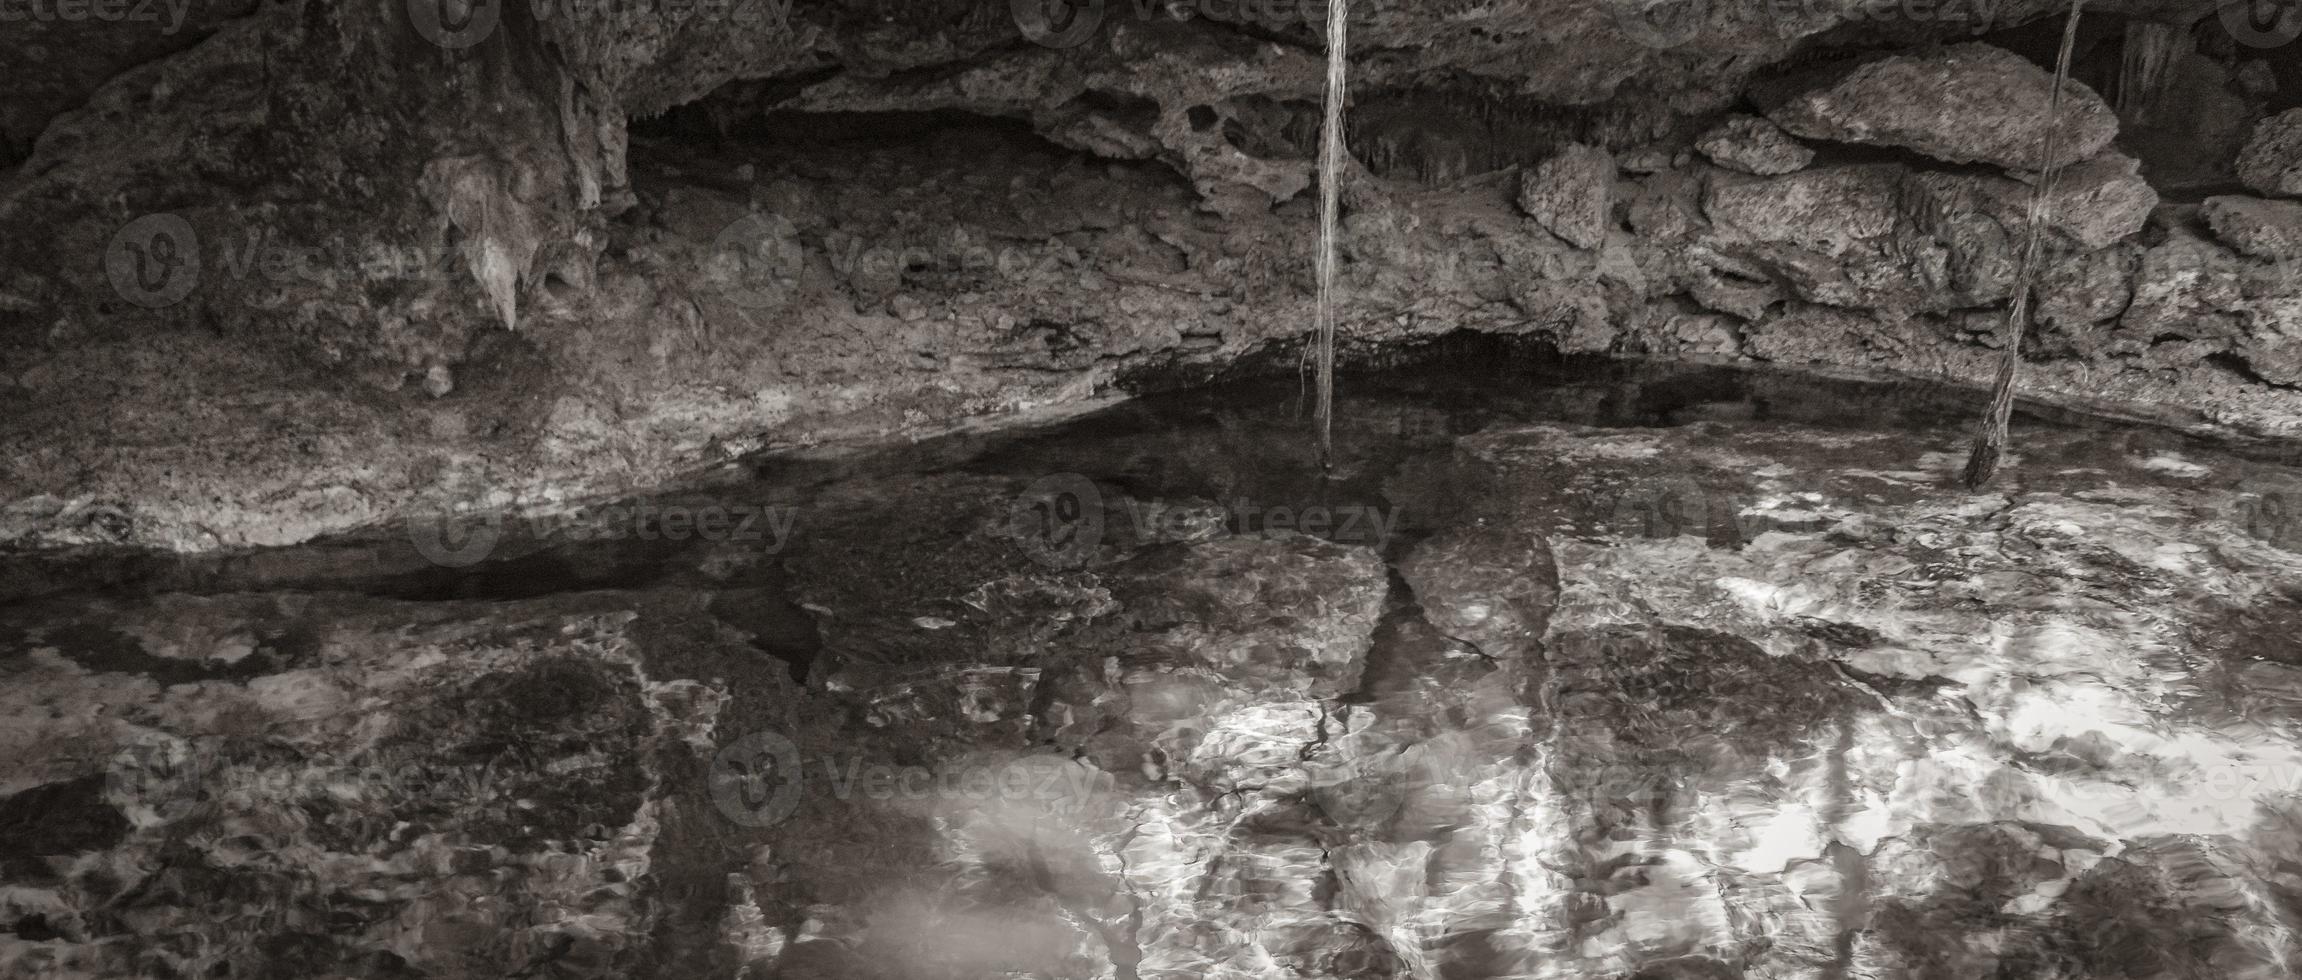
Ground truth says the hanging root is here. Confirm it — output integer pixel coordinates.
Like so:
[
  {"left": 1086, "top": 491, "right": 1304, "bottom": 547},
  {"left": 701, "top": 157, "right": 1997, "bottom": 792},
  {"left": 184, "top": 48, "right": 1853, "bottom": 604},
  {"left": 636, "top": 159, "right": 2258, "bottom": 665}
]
[
  {"left": 1314, "top": 0, "right": 1349, "bottom": 472},
  {"left": 1960, "top": 0, "right": 2086, "bottom": 491}
]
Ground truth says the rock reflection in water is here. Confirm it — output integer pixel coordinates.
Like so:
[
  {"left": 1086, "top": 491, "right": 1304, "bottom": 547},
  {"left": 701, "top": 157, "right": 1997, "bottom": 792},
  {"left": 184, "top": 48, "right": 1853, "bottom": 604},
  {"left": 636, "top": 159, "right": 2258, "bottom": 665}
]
[{"left": 5, "top": 356, "right": 2302, "bottom": 978}]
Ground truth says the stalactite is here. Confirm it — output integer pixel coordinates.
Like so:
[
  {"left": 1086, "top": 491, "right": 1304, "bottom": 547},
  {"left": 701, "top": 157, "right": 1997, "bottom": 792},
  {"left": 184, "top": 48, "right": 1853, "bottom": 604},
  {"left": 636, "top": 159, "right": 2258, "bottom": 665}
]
[{"left": 2116, "top": 20, "right": 2182, "bottom": 122}]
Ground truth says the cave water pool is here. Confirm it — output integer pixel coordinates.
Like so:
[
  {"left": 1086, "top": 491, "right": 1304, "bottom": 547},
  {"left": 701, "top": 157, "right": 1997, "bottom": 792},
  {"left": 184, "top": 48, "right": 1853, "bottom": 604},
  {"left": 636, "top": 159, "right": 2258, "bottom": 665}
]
[{"left": 8, "top": 346, "right": 2302, "bottom": 979}]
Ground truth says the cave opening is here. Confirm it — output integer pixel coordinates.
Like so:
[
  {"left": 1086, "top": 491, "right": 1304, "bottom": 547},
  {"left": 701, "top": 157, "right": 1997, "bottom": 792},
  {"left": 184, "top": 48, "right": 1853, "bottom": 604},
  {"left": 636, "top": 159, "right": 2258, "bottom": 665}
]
[{"left": 5, "top": 2, "right": 2302, "bottom": 979}]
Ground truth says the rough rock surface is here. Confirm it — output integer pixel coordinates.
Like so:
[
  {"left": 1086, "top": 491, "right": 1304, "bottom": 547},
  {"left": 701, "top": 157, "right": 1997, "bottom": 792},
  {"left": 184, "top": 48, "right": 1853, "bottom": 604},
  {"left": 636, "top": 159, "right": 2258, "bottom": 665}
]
[
  {"left": 2121, "top": 215, "right": 2302, "bottom": 384},
  {"left": 1765, "top": 43, "right": 2120, "bottom": 171},
  {"left": 1, "top": 8, "right": 2296, "bottom": 560},
  {"left": 2204, "top": 194, "right": 2302, "bottom": 262},
  {"left": 0, "top": 0, "right": 260, "bottom": 166},
  {"left": 1519, "top": 143, "right": 1615, "bottom": 249},
  {"left": 1460, "top": 416, "right": 2302, "bottom": 977},
  {"left": 1397, "top": 523, "right": 1560, "bottom": 659},
  {"left": 10, "top": 363, "right": 2302, "bottom": 977},
  {"left": 791, "top": 390, "right": 2302, "bottom": 978},
  {"left": 1911, "top": 152, "right": 2161, "bottom": 251},
  {"left": 0, "top": 591, "right": 733, "bottom": 979},
  {"left": 1694, "top": 114, "right": 1813, "bottom": 176},
  {"left": 2239, "top": 108, "right": 2302, "bottom": 198},
  {"left": 5, "top": 106, "right": 2297, "bottom": 556}
]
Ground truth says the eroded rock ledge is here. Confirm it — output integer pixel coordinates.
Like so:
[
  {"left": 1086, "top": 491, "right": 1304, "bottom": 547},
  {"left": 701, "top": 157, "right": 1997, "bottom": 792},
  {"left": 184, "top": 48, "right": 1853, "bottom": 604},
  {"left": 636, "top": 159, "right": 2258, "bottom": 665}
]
[{"left": 0, "top": 1, "right": 2298, "bottom": 552}]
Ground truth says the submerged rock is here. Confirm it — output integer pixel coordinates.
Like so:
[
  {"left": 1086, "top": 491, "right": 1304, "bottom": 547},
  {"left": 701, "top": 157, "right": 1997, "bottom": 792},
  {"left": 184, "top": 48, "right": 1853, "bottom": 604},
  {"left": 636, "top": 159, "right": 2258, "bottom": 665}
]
[
  {"left": 0, "top": 592, "right": 728, "bottom": 980},
  {"left": 1397, "top": 522, "right": 1560, "bottom": 660},
  {"left": 1765, "top": 43, "right": 2119, "bottom": 172},
  {"left": 18, "top": 370, "right": 2302, "bottom": 978},
  {"left": 1041, "top": 532, "right": 1388, "bottom": 776}
]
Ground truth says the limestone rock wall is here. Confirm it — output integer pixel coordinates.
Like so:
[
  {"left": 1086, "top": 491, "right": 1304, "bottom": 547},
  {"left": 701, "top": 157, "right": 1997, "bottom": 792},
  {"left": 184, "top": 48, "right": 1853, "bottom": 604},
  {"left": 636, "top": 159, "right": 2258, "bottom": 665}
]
[{"left": 0, "top": 1, "right": 2297, "bottom": 552}]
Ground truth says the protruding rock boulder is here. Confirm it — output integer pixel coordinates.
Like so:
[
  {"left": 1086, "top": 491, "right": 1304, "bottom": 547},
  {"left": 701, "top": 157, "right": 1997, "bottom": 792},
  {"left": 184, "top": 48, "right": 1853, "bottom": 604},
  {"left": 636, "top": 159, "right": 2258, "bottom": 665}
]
[
  {"left": 1520, "top": 143, "right": 1615, "bottom": 250},
  {"left": 2123, "top": 221, "right": 2250, "bottom": 345},
  {"left": 2238, "top": 109, "right": 2302, "bottom": 199},
  {"left": 1765, "top": 43, "right": 2118, "bottom": 172},
  {"left": 1696, "top": 115, "right": 1815, "bottom": 176},
  {"left": 2203, "top": 195, "right": 2302, "bottom": 262},
  {"left": 1908, "top": 153, "right": 2159, "bottom": 251},
  {"left": 2035, "top": 243, "right": 2140, "bottom": 334},
  {"left": 1702, "top": 165, "right": 1921, "bottom": 308},
  {"left": 2026, "top": 154, "right": 2161, "bottom": 250},
  {"left": 1704, "top": 165, "right": 1903, "bottom": 251},
  {"left": 2121, "top": 218, "right": 2302, "bottom": 385}
]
